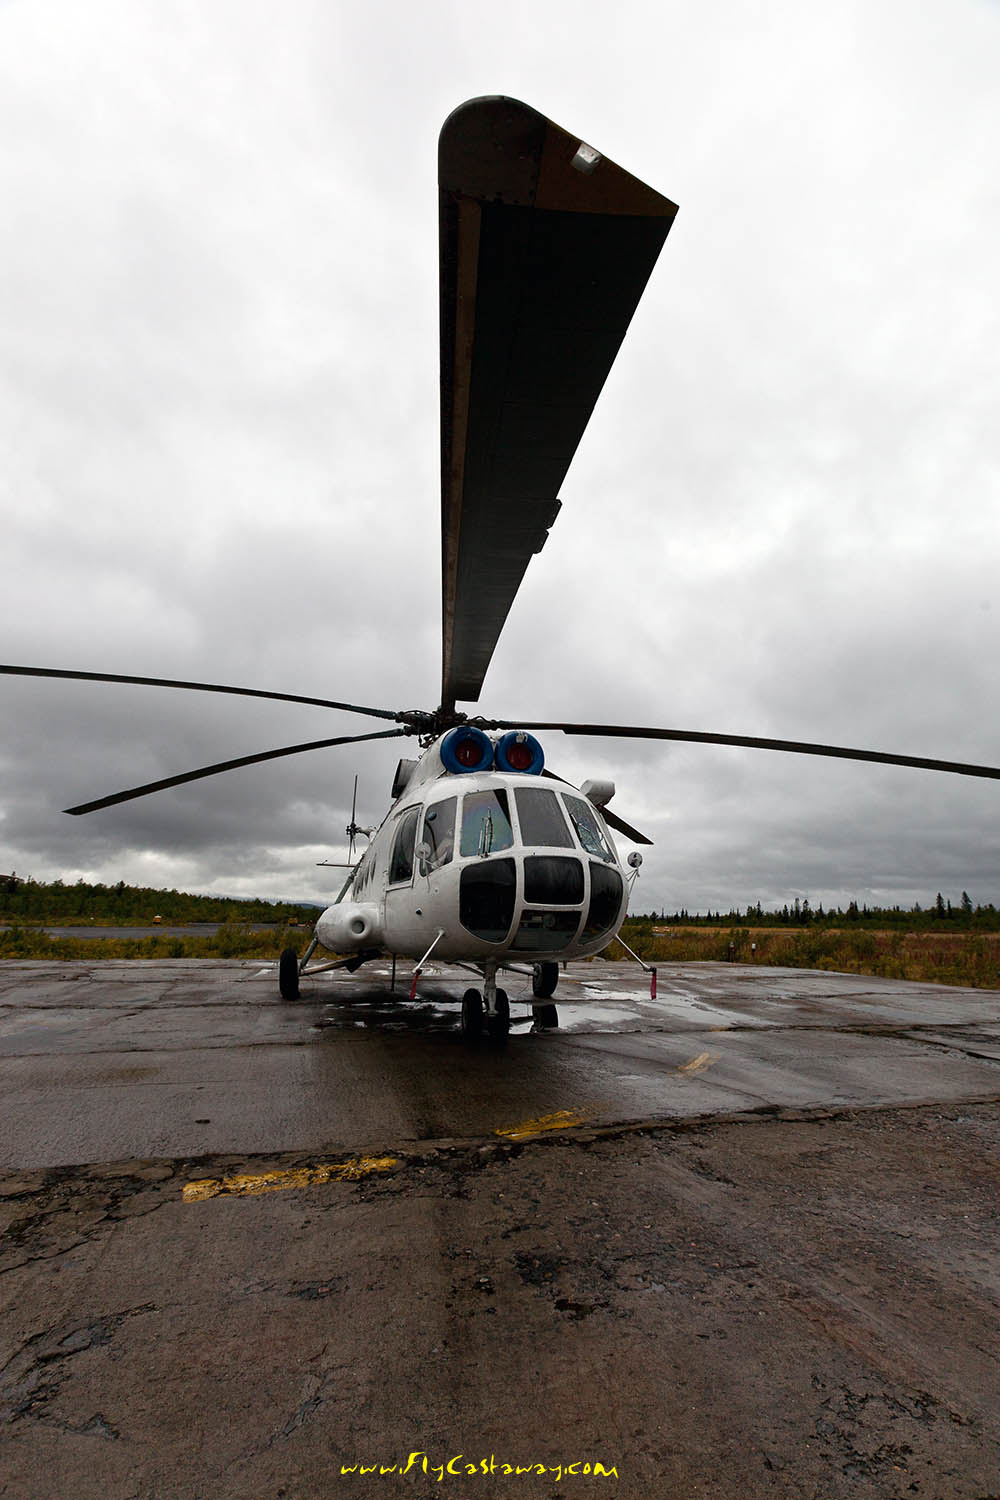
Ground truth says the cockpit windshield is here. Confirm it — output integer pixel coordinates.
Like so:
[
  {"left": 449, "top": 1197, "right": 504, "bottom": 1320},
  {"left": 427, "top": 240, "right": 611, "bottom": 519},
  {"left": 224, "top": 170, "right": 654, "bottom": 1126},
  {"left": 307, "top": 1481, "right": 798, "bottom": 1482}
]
[
  {"left": 513, "top": 787, "right": 573, "bottom": 848},
  {"left": 562, "top": 793, "right": 615, "bottom": 863},
  {"left": 460, "top": 789, "right": 514, "bottom": 858}
]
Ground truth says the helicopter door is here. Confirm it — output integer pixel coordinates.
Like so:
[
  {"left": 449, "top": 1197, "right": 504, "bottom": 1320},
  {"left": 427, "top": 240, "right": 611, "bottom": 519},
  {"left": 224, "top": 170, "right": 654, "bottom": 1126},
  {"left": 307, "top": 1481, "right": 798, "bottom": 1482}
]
[{"left": 383, "top": 806, "right": 425, "bottom": 954}]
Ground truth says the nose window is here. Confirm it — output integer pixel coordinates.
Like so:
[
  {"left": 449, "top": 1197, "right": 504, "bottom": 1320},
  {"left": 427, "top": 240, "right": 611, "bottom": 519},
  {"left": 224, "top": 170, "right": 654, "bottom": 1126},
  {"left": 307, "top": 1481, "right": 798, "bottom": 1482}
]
[
  {"left": 459, "top": 859, "right": 517, "bottom": 942},
  {"left": 523, "top": 855, "right": 584, "bottom": 905},
  {"left": 512, "top": 909, "right": 581, "bottom": 952},
  {"left": 582, "top": 861, "right": 624, "bottom": 940}
]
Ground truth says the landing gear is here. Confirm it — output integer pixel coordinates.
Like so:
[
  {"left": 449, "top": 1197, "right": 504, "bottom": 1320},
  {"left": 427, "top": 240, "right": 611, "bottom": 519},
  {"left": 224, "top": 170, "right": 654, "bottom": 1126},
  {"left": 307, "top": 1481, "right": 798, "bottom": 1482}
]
[
  {"left": 461, "top": 974, "right": 509, "bottom": 1043},
  {"left": 461, "top": 988, "right": 484, "bottom": 1039},
  {"left": 279, "top": 948, "right": 300, "bottom": 1001},
  {"left": 532, "top": 961, "right": 559, "bottom": 999},
  {"left": 532, "top": 1003, "right": 559, "bottom": 1030}
]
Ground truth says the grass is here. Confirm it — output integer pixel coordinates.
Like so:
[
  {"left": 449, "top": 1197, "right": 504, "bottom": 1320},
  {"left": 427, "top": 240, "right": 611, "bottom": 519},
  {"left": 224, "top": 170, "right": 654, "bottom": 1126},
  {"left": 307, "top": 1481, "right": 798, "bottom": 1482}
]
[
  {"left": 0, "top": 921, "right": 312, "bottom": 962},
  {"left": 609, "top": 925, "right": 1000, "bottom": 990},
  {"left": 3, "top": 921, "right": 998, "bottom": 990}
]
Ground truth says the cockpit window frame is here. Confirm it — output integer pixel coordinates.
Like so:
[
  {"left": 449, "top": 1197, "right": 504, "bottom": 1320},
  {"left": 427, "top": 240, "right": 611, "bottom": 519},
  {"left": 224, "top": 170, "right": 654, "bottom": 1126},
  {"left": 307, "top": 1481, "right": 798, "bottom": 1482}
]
[
  {"left": 560, "top": 792, "right": 616, "bottom": 863},
  {"left": 421, "top": 795, "right": 457, "bottom": 871},
  {"left": 512, "top": 786, "right": 575, "bottom": 849},
  {"left": 387, "top": 805, "right": 421, "bottom": 887}
]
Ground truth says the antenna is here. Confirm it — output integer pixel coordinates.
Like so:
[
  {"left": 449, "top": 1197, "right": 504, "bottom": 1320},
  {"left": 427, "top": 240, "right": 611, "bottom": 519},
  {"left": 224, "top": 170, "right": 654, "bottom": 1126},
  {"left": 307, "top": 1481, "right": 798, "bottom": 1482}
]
[{"left": 317, "top": 775, "right": 375, "bottom": 868}]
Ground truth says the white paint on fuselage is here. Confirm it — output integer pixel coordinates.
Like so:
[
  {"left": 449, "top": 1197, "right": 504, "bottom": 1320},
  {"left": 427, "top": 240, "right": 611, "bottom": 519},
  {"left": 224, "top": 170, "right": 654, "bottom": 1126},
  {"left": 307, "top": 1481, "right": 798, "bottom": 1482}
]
[{"left": 313, "top": 739, "right": 631, "bottom": 966}]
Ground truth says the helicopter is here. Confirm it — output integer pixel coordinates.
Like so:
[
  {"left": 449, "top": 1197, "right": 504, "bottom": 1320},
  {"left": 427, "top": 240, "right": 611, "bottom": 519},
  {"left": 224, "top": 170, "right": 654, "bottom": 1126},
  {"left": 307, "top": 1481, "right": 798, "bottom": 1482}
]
[{"left": 4, "top": 96, "right": 1000, "bottom": 1040}]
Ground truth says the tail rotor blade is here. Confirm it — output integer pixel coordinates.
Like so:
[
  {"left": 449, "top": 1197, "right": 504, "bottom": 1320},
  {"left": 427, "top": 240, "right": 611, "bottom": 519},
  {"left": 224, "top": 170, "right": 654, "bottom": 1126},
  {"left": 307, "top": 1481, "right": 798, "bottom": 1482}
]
[{"left": 348, "top": 774, "right": 359, "bottom": 860}]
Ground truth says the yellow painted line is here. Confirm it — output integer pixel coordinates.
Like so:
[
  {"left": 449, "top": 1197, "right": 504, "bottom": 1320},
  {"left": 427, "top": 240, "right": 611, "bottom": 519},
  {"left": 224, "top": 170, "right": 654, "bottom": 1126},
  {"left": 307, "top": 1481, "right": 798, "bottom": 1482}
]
[
  {"left": 182, "top": 1156, "right": 397, "bottom": 1202},
  {"left": 495, "top": 1109, "right": 586, "bottom": 1140},
  {"left": 675, "top": 1051, "right": 715, "bottom": 1076}
]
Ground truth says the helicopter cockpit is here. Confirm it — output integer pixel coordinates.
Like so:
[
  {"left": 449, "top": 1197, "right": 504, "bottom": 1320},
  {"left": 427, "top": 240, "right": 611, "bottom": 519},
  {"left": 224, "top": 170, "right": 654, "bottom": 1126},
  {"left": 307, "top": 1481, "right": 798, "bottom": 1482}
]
[{"left": 382, "top": 777, "right": 625, "bottom": 956}]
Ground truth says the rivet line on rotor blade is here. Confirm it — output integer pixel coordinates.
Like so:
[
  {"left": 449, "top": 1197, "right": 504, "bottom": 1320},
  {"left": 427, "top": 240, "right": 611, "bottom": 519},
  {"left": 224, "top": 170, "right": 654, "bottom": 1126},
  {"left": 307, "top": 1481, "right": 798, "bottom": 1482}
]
[
  {"left": 0, "top": 664, "right": 402, "bottom": 722},
  {"left": 510, "top": 723, "right": 1000, "bottom": 781},
  {"left": 63, "top": 728, "right": 413, "bottom": 816}
]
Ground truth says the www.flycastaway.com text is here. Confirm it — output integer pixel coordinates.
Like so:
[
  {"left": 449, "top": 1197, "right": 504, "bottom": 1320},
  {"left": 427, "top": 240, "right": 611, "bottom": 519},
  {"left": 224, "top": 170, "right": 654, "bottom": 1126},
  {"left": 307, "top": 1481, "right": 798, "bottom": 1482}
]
[{"left": 340, "top": 1453, "right": 619, "bottom": 1482}]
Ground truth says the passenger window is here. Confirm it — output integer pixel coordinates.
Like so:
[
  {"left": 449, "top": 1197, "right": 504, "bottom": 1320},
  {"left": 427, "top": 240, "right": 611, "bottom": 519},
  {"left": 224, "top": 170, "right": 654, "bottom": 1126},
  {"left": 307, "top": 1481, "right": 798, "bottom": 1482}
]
[
  {"left": 514, "top": 787, "right": 573, "bottom": 848},
  {"left": 422, "top": 797, "right": 456, "bottom": 869},
  {"left": 389, "top": 807, "right": 420, "bottom": 884},
  {"left": 562, "top": 794, "right": 615, "bottom": 863},
  {"left": 460, "top": 789, "right": 514, "bottom": 857}
]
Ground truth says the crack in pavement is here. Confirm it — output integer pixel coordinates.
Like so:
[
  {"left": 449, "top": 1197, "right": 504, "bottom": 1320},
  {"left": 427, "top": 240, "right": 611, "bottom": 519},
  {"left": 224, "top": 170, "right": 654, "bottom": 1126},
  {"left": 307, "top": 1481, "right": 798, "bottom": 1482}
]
[{"left": 1, "top": 1303, "right": 159, "bottom": 1432}]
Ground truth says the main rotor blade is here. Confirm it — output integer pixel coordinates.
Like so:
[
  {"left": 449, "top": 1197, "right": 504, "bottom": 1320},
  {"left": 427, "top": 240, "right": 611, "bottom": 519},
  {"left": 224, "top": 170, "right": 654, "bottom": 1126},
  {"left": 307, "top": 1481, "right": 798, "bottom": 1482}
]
[
  {"left": 505, "top": 721, "right": 1000, "bottom": 782},
  {"left": 542, "top": 768, "right": 652, "bottom": 844},
  {"left": 0, "top": 664, "right": 401, "bottom": 722},
  {"left": 64, "top": 728, "right": 411, "bottom": 815},
  {"left": 439, "top": 98, "right": 677, "bottom": 711}
]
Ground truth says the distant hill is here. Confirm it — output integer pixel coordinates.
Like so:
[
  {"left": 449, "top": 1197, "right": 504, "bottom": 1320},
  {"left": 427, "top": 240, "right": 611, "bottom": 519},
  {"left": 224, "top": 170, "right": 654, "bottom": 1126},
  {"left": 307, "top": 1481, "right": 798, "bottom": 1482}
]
[{"left": 0, "top": 878, "right": 322, "bottom": 926}]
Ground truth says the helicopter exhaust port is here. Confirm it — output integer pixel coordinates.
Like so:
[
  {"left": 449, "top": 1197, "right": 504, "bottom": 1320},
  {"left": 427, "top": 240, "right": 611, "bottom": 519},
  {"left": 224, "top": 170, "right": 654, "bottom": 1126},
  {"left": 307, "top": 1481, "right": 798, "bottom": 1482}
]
[
  {"left": 315, "top": 901, "right": 383, "bottom": 953},
  {"left": 440, "top": 726, "right": 494, "bottom": 773},
  {"left": 494, "top": 731, "right": 544, "bottom": 775}
]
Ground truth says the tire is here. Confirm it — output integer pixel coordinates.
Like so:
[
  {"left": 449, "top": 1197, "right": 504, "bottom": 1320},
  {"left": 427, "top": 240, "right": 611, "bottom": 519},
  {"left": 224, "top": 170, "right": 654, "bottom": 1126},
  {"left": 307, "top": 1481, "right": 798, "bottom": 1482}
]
[
  {"left": 461, "top": 988, "right": 484, "bottom": 1040},
  {"left": 532, "top": 961, "right": 559, "bottom": 999},
  {"left": 279, "top": 947, "right": 300, "bottom": 1001},
  {"left": 487, "top": 988, "right": 510, "bottom": 1044}
]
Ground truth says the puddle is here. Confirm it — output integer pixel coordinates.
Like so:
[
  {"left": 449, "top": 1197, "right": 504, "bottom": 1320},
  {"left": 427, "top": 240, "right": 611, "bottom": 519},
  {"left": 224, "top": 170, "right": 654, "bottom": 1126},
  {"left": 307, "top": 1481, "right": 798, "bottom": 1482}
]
[{"left": 557, "top": 1003, "right": 642, "bottom": 1033}]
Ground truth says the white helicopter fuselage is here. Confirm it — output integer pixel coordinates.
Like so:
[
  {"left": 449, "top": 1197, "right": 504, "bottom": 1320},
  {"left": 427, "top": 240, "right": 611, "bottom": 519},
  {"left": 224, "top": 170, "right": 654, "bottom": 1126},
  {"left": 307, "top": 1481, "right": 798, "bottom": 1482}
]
[{"left": 314, "top": 730, "right": 630, "bottom": 967}]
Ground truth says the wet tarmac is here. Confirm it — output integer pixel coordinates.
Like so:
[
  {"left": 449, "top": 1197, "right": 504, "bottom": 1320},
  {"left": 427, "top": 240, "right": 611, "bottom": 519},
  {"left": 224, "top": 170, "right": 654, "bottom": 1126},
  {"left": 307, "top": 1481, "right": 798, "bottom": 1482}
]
[
  {"left": 1, "top": 957, "right": 999, "bottom": 1170},
  {"left": 2, "top": 959, "right": 999, "bottom": 1498}
]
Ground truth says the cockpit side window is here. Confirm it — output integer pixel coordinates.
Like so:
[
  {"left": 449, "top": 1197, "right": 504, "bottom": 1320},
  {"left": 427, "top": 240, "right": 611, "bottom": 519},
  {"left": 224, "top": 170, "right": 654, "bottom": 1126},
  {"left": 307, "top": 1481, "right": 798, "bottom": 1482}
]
[
  {"left": 562, "top": 794, "right": 615, "bottom": 863},
  {"left": 460, "top": 789, "right": 514, "bottom": 858},
  {"left": 353, "top": 847, "right": 374, "bottom": 894},
  {"left": 513, "top": 787, "right": 573, "bottom": 848},
  {"left": 388, "top": 806, "right": 420, "bottom": 885},
  {"left": 421, "top": 796, "right": 456, "bottom": 870}
]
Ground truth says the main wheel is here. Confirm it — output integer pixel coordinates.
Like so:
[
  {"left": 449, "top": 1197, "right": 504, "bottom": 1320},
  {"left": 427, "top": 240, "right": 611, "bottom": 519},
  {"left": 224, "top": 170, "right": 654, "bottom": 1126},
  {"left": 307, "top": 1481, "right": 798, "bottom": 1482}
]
[
  {"left": 532, "top": 961, "right": 559, "bottom": 999},
  {"left": 461, "top": 988, "right": 484, "bottom": 1040},
  {"left": 487, "top": 988, "right": 510, "bottom": 1044},
  {"left": 279, "top": 947, "right": 300, "bottom": 1001},
  {"left": 532, "top": 1003, "right": 559, "bottom": 1029}
]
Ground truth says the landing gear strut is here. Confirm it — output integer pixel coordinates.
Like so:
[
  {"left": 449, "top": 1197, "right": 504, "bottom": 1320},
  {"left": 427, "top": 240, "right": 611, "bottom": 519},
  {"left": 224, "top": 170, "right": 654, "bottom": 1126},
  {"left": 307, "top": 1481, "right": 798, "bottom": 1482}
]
[{"left": 532, "top": 961, "right": 559, "bottom": 999}]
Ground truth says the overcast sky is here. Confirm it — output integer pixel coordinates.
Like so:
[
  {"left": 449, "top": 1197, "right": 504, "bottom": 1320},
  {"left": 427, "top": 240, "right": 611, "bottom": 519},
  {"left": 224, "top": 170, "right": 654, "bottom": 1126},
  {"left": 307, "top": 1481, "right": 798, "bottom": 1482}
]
[{"left": 1, "top": 0, "right": 998, "bottom": 914}]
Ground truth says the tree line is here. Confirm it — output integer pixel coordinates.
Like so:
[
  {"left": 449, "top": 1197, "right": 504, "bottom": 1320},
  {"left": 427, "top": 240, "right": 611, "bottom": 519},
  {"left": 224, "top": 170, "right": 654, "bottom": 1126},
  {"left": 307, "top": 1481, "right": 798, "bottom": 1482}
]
[
  {"left": 630, "top": 893, "right": 1000, "bottom": 930},
  {"left": 0, "top": 877, "right": 319, "bottom": 926}
]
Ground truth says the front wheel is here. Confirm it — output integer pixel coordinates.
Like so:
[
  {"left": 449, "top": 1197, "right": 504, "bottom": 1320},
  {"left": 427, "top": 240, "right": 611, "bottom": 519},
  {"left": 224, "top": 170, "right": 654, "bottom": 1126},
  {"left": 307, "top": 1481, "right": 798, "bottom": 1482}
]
[
  {"left": 461, "top": 988, "right": 484, "bottom": 1040},
  {"left": 532, "top": 961, "right": 559, "bottom": 999},
  {"left": 279, "top": 948, "right": 300, "bottom": 1001}
]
